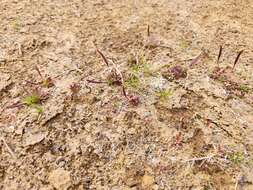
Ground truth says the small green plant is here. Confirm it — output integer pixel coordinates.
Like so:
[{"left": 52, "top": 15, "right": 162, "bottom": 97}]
[
  {"left": 22, "top": 94, "right": 43, "bottom": 113},
  {"left": 156, "top": 89, "right": 172, "bottom": 100},
  {"left": 239, "top": 84, "right": 250, "bottom": 93},
  {"left": 228, "top": 151, "right": 244, "bottom": 165},
  {"left": 125, "top": 75, "right": 140, "bottom": 88},
  {"left": 22, "top": 95, "right": 40, "bottom": 106}
]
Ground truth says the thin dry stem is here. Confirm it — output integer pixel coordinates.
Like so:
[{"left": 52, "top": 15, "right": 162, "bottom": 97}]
[{"left": 1, "top": 137, "right": 17, "bottom": 159}]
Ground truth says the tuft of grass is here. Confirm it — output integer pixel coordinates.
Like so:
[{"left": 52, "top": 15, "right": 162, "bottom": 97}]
[
  {"left": 228, "top": 151, "right": 244, "bottom": 165},
  {"left": 125, "top": 75, "right": 140, "bottom": 88},
  {"left": 156, "top": 89, "right": 172, "bottom": 100}
]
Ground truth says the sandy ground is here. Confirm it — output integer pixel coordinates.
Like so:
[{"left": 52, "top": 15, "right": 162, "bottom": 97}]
[{"left": 0, "top": 0, "right": 253, "bottom": 189}]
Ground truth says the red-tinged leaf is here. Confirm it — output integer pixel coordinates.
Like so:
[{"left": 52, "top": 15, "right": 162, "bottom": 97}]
[
  {"left": 147, "top": 25, "right": 150, "bottom": 37},
  {"left": 233, "top": 50, "right": 244, "bottom": 70},
  {"left": 217, "top": 45, "right": 223, "bottom": 65}
]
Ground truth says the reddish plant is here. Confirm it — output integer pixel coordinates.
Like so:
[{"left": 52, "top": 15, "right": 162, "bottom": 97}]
[
  {"left": 70, "top": 83, "right": 81, "bottom": 100},
  {"left": 170, "top": 65, "right": 187, "bottom": 80}
]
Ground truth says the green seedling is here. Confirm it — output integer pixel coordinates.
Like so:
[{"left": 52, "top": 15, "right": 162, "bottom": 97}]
[
  {"left": 228, "top": 151, "right": 244, "bottom": 165},
  {"left": 156, "top": 89, "right": 172, "bottom": 100},
  {"left": 22, "top": 94, "right": 43, "bottom": 113},
  {"left": 22, "top": 95, "right": 40, "bottom": 106}
]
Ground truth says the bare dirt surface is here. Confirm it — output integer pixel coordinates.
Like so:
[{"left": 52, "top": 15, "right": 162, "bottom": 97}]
[{"left": 1, "top": 0, "right": 253, "bottom": 189}]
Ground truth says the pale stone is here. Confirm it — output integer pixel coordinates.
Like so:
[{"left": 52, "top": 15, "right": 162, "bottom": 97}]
[{"left": 48, "top": 169, "right": 71, "bottom": 190}]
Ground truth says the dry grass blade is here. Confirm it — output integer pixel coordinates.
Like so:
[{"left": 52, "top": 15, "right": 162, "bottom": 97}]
[
  {"left": 96, "top": 48, "right": 109, "bottom": 66},
  {"left": 233, "top": 50, "right": 244, "bottom": 70},
  {"left": 122, "top": 86, "right": 128, "bottom": 99},
  {"left": 110, "top": 60, "right": 128, "bottom": 99},
  {"left": 217, "top": 45, "right": 223, "bottom": 64},
  {"left": 190, "top": 52, "right": 202, "bottom": 67},
  {"left": 183, "top": 154, "right": 215, "bottom": 163},
  {"left": 147, "top": 25, "right": 150, "bottom": 37},
  {"left": 87, "top": 79, "right": 107, "bottom": 84},
  {"left": 35, "top": 66, "right": 43, "bottom": 78}
]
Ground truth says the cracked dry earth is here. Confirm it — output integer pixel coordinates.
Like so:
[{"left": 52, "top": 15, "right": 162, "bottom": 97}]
[{"left": 0, "top": 0, "right": 253, "bottom": 190}]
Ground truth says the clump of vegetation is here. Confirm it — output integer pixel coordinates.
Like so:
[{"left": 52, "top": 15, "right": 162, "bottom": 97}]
[
  {"left": 156, "top": 89, "right": 172, "bottom": 101},
  {"left": 22, "top": 94, "right": 40, "bottom": 106},
  {"left": 162, "top": 65, "right": 187, "bottom": 81}
]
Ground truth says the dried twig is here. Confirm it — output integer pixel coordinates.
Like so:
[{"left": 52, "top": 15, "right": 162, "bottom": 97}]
[{"left": 183, "top": 154, "right": 215, "bottom": 163}]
